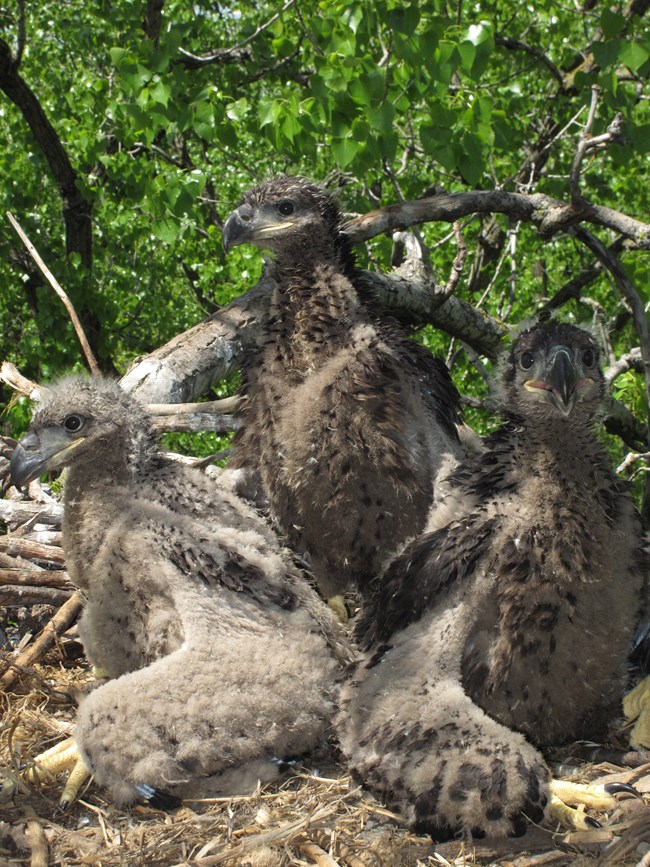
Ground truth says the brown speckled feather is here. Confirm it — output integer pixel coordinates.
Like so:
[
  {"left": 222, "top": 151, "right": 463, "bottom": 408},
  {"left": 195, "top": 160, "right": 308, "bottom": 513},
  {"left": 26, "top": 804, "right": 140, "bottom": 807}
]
[
  {"left": 223, "top": 177, "right": 463, "bottom": 597},
  {"left": 339, "top": 322, "right": 648, "bottom": 840},
  {"left": 11, "top": 377, "right": 351, "bottom": 806}
]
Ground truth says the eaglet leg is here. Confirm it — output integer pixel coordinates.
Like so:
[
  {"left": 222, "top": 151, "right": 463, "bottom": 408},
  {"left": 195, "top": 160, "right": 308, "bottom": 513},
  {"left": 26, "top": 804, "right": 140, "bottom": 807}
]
[{"left": 70, "top": 623, "right": 338, "bottom": 806}]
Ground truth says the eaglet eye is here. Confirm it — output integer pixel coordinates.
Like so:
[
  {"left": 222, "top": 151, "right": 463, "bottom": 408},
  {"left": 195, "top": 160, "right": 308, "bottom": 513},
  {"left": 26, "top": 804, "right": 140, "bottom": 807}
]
[
  {"left": 582, "top": 348, "right": 595, "bottom": 368},
  {"left": 520, "top": 351, "right": 535, "bottom": 370},
  {"left": 63, "top": 414, "right": 85, "bottom": 433},
  {"left": 277, "top": 200, "right": 295, "bottom": 216}
]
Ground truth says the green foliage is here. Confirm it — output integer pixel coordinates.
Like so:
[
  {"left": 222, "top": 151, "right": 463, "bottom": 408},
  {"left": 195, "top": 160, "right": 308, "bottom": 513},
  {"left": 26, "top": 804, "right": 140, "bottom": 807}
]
[{"left": 0, "top": 0, "right": 648, "bottom": 471}]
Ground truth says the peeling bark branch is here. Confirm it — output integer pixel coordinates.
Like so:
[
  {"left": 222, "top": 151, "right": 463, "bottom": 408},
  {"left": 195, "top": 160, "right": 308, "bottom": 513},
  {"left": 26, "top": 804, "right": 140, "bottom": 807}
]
[
  {"left": 345, "top": 190, "right": 650, "bottom": 249},
  {"left": 606, "top": 348, "right": 644, "bottom": 384}
]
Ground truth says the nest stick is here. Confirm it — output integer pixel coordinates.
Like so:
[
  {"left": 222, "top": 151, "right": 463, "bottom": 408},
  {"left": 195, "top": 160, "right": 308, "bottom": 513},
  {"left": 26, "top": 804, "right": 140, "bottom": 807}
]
[{"left": 0, "top": 591, "right": 82, "bottom": 690}]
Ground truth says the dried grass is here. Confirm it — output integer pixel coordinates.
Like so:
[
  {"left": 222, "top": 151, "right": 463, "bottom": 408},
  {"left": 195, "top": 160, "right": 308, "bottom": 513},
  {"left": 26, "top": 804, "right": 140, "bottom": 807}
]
[
  {"left": 1, "top": 478, "right": 649, "bottom": 866},
  {"left": 1, "top": 658, "right": 650, "bottom": 867}
]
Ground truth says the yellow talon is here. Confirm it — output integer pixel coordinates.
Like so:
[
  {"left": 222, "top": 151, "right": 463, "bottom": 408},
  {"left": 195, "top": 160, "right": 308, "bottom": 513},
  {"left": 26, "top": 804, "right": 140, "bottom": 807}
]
[
  {"left": 22, "top": 737, "right": 91, "bottom": 808},
  {"left": 549, "top": 780, "right": 613, "bottom": 830},
  {"left": 327, "top": 595, "right": 348, "bottom": 623},
  {"left": 623, "top": 675, "right": 650, "bottom": 749}
]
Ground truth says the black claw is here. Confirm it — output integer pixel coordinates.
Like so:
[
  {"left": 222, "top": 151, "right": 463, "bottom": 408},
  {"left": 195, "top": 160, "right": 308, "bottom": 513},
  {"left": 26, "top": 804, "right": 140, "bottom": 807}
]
[
  {"left": 604, "top": 781, "right": 640, "bottom": 798},
  {"left": 585, "top": 816, "right": 602, "bottom": 828},
  {"left": 59, "top": 799, "right": 70, "bottom": 812},
  {"left": 134, "top": 784, "right": 182, "bottom": 811}
]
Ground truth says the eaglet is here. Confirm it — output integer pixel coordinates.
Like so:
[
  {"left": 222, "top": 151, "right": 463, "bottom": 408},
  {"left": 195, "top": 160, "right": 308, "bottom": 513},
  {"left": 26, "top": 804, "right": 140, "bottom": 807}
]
[
  {"left": 338, "top": 321, "right": 647, "bottom": 840},
  {"left": 222, "top": 176, "right": 463, "bottom": 603},
  {"left": 9, "top": 376, "right": 350, "bottom": 808}
]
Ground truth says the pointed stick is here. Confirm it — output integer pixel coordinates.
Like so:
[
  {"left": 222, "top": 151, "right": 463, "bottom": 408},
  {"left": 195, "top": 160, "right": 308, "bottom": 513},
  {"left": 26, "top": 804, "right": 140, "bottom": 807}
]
[{"left": 6, "top": 212, "right": 101, "bottom": 376}]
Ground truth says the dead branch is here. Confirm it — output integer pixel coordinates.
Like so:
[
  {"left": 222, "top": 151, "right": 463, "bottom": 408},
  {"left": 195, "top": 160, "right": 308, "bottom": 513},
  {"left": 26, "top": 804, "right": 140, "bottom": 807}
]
[
  {"left": 569, "top": 85, "right": 602, "bottom": 206},
  {"left": 0, "top": 537, "right": 66, "bottom": 567},
  {"left": 442, "top": 221, "right": 468, "bottom": 300},
  {"left": 606, "top": 348, "right": 644, "bottom": 384},
  {"left": 0, "top": 569, "right": 72, "bottom": 590},
  {"left": 6, "top": 213, "right": 100, "bottom": 376},
  {"left": 0, "top": 590, "right": 82, "bottom": 690},
  {"left": 0, "top": 585, "right": 72, "bottom": 607},
  {"left": 345, "top": 190, "right": 650, "bottom": 249},
  {"left": 149, "top": 397, "right": 241, "bottom": 433},
  {"left": 176, "top": 0, "right": 295, "bottom": 68},
  {"left": 0, "top": 362, "right": 43, "bottom": 401},
  {"left": 0, "top": 499, "right": 63, "bottom": 529}
]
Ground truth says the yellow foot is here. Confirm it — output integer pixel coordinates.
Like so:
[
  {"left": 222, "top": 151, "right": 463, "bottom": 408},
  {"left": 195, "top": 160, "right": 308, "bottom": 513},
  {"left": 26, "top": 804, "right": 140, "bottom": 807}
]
[
  {"left": 623, "top": 675, "right": 650, "bottom": 749},
  {"left": 23, "top": 737, "right": 90, "bottom": 808},
  {"left": 327, "top": 594, "right": 348, "bottom": 623},
  {"left": 549, "top": 778, "right": 638, "bottom": 830}
]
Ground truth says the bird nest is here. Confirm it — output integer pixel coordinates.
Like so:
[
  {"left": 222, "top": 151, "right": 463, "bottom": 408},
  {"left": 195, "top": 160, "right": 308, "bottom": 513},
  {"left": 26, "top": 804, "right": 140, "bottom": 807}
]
[{"left": 1, "top": 457, "right": 650, "bottom": 866}]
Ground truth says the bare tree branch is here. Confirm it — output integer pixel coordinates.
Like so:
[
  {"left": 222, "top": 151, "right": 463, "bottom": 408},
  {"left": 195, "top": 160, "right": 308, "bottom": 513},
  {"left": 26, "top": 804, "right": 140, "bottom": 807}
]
[
  {"left": 606, "top": 348, "right": 644, "bottom": 384},
  {"left": 345, "top": 190, "right": 650, "bottom": 249},
  {"left": 176, "top": 0, "right": 295, "bottom": 68}
]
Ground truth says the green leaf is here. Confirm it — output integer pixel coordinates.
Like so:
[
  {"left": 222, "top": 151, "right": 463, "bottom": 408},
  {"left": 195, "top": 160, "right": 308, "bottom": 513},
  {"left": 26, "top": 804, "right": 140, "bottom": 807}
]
[
  {"left": 151, "top": 218, "right": 180, "bottom": 243},
  {"left": 258, "top": 98, "right": 284, "bottom": 128},
  {"left": 600, "top": 8, "right": 626, "bottom": 38},
  {"left": 458, "top": 131, "right": 486, "bottom": 185},
  {"left": 387, "top": 5, "right": 420, "bottom": 36},
  {"left": 225, "top": 98, "right": 249, "bottom": 122},
  {"left": 331, "top": 137, "right": 359, "bottom": 168},
  {"left": 110, "top": 47, "right": 128, "bottom": 66},
  {"left": 149, "top": 78, "right": 171, "bottom": 108},
  {"left": 367, "top": 101, "right": 395, "bottom": 134},
  {"left": 591, "top": 39, "right": 623, "bottom": 70},
  {"left": 619, "top": 41, "right": 650, "bottom": 72}
]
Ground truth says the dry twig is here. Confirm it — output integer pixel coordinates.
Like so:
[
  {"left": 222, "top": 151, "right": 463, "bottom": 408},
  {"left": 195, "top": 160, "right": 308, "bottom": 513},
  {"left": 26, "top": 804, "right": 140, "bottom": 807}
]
[
  {"left": 6, "top": 212, "right": 100, "bottom": 376},
  {"left": 0, "top": 591, "right": 82, "bottom": 690}
]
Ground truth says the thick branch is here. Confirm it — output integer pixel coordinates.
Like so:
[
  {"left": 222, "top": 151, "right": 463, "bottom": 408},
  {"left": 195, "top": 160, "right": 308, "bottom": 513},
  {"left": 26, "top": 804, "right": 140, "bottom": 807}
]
[
  {"left": 345, "top": 190, "right": 650, "bottom": 249},
  {"left": 0, "top": 38, "right": 92, "bottom": 267}
]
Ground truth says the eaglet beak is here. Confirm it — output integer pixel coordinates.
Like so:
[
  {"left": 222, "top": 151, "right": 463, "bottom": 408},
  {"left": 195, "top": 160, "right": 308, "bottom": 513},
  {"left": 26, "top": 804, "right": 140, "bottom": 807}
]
[
  {"left": 222, "top": 203, "right": 295, "bottom": 251},
  {"left": 524, "top": 345, "right": 590, "bottom": 417},
  {"left": 10, "top": 428, "right": 86, "bottom": 488}
]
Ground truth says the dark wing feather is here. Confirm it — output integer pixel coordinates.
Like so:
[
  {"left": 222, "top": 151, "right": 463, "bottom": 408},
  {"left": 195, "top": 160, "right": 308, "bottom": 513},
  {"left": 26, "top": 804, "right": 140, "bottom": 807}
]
[
  {"left": 161, "top": 523, "right": 298, "bottom": 611},
  {"left": 355, "top": 514, "right": 498, "bottom": 653},
  {"left": 400, "top": 337, "right": 462, "bottom": 442}
]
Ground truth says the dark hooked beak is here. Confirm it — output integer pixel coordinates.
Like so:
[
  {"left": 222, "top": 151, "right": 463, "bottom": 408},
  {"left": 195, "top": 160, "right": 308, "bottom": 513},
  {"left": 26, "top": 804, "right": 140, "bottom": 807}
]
[
  {"left": 545, "top": 346, "right": 580, "bottom": 410},
  {"left": 222, "top": 204, "right": 255, "bottom": 251},
  {"left": 9, "top": 428, "right": 84, "bottom": 488},
  {"left": 222, "top": 203, "right": 295, "bottom": 252}
]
